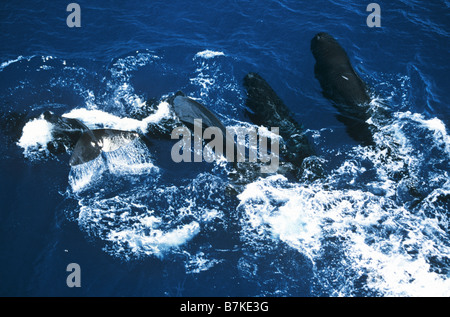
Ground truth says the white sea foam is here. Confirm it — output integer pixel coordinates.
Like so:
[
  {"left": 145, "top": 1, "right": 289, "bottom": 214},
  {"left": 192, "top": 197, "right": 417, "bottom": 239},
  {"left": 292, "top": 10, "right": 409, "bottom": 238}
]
[
  {"left": 194, "top": 50, "right": 225, "bottom": 59},
  {"left": 74, "top": 184, "right": 207, "bottom": 259},
  {"left": 17, "top": 116, "right": 54, "bottom": 158},
  {"left": 73, "top": 173, "right": 227, "bottom": 260},
  {"left": 185, "top": 251, "right": 223, "bottom": 274},
  {"left": 104, "top": 139, "right": 158, "bottom": 175},
  {"left": 238, "top": 175, "right": 450, "bottom": 296},
  {"left": 68, "top": 155, "right": 107, "bottom": 192},
  {"left": 397, "top": 111, "right": 450, "bottom": 155},
  {"left": 107, "top": 221, "right": 201, "bottom": 259},
  {"left": 62, "top": 101, "right": 172, "bottom": 134},
  {"left": 16, "top": 100, "right": 171, "bottom": 163},
  {"left": 0, "top": 55, "right": 28, "bottom": 71},
  {"left": 190, "top": 50, "right": 230, "bottom": 98},
  {"left": 238, "top": 109, "right": 450, "bottom": 297}
]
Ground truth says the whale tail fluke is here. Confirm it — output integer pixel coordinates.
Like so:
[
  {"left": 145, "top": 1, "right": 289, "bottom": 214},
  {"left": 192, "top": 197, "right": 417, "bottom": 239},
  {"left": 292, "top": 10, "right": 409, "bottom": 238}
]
[{"left": 69, "top": 129, "right": 140, "bottom": 166}]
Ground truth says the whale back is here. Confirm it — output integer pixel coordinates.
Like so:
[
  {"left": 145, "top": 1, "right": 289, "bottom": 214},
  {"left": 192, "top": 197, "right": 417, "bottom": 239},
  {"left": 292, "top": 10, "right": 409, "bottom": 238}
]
[
  {"left": 243, "top": 72, "right": 315, "bottom": 167},
  {"left": 171, "top": 94, "right": 227, "bottom": 134},
  {"left": 311, "top": 32, "right": 374, "bottom": 145}
]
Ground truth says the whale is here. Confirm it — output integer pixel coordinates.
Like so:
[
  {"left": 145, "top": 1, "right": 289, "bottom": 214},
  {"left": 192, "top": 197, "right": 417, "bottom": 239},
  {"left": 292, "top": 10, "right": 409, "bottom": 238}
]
[
  {"left": 168, "top": 91, "right": 253, "bottom": 167},
  {"left": 44, "top": 111, "right": 141, "bottom": 166},
  {"left": 42, "top": 110, "right": 92, "bottom": 154},
  {"left": 311, "top": 32, "right": 375, "bottom": 145},
  {"left": 165, "top": 85, "right": 321, "bottom": 189},
  {"left": 39, "top": 111, "right": 141, "bottom": 166},
  {"left": 243, "top": 72, "right": 316, "bottom": 168},
  {"left": 310, "top": 33, "right": 429, "bottom": 203},
  {"left": 69, "top": 128, "right": 140, "bottom": 166},
  {"left": 5, "top": 109, "right": 141, "bottom": 166},
  {"left": 11, "top": 79, "right": 319, "bottom": 180},
  {"left": 9, "top": 34, "right": 372, "bottom": 176},
  {"left": 169, "top": 91, "right": 227, "bottom": 135}
]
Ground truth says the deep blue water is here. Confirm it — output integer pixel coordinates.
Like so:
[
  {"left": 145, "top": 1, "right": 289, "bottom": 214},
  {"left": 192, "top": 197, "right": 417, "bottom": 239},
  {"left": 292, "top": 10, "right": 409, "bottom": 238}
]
[{"left": 0, "top": 0, "right": 449, "bottom": 297}]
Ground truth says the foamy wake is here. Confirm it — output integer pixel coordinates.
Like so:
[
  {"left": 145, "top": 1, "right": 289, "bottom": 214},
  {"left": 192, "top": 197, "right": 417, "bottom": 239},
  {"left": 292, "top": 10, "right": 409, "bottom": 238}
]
[
  {"left": 74, "top": 173, "right": 227, "bottom": 260},
  {"left": 238, "top": 109, "right": 450, "bottom": 297},
  {"left": 62, "top": 101, "right": 171, "bottom": 134},
  {"left": 238, "top": 175, "right": 450, "bottom": 297}
]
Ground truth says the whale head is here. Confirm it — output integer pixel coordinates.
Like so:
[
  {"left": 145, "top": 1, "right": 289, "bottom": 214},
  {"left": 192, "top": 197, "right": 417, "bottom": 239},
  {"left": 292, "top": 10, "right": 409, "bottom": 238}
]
[{"left": 311, "top": 32, "right": 349, "bottom": 64}]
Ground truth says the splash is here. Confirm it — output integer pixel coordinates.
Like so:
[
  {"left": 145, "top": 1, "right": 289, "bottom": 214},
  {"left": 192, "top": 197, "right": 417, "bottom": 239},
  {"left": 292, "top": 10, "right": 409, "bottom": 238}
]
[
  {"left": 238, "top": 108, "right": 450, "bottom": 297},
  {"left": 62, "top": 101, "right": 172, "bottom": 134},
  {"left": 17, "top": 116, "right": 54, "bottom": 159},
  {"left": 72, "top": 173, "right": 228, "bottom": 260},
  {"left": 16, "top": 100, "right": 172, "bottom": 163},
  {"left": 106, "top": 220, "right": 201, "bottom": 259},
  {"left": 68, "top": 155, "right": 107, "bottom": 192},
  {"left": 195, "top": 50, "right": 226, "bottom": 59}
]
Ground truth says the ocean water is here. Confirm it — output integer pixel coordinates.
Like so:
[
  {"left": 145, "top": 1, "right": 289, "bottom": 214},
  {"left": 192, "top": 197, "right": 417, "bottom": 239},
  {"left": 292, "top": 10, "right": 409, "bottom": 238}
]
[{"left": 0, "top": 0, "right": 449, "bottom": 297}]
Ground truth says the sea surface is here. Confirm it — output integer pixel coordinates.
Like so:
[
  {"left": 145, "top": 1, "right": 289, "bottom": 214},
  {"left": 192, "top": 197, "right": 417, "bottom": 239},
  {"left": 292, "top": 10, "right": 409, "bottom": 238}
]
[{"left": 0, "top": 0, "right": 449, "bottom": 297}]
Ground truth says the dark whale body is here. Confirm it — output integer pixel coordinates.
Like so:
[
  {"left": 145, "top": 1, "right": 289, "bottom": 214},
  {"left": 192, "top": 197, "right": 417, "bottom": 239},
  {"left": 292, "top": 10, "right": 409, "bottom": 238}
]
[
  {"left": 6, "top": 110, "right": 140, "bottom": 166},
  {"left": 311, "top": 32, "right": 374, "bottom": 145},
  {"left": 69, "top": 128, "right": 140, "bottom": 166},
  {"left": 170, "top": 92, "right": 227, "bottom": 135},
  {"left": 36, "top": 111, "right": 140, "bottom": 166},
  {"left": 8, "top": 33, "right": 376, "bottom": 174},
  {"left": 42, "top": 111, "right": 89, "bottom": 153},
  {"left": 243, "top": 72, "right": 315, "bottom": 168},
  {"left": 168, "top": 79, "right": 321, "bottom": 182}
]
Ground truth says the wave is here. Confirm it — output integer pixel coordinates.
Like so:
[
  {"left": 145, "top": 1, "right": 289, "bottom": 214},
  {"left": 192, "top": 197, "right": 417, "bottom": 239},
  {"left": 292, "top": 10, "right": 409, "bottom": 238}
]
[{"left": 0, "top": 55, "right": 27, "bottom": 71}]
